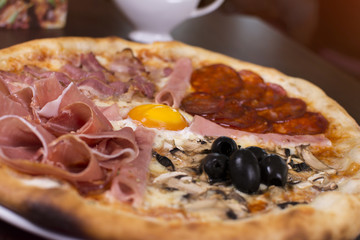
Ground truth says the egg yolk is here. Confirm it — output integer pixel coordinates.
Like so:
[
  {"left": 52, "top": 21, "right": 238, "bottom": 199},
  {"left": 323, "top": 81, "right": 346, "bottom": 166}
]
[{"left": 128, "top": 104, "right": 188, "bottom": 131}]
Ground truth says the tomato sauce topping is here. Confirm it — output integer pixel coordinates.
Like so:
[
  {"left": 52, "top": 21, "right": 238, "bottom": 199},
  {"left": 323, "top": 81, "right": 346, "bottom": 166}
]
[{"left": 181, "top": 65, "right": 329, "bottom": 135}]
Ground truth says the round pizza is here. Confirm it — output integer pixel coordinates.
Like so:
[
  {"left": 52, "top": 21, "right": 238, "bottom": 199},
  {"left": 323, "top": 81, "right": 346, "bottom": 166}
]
[{"left": 0, "top": 37, "right": 359, "bottom": 240}]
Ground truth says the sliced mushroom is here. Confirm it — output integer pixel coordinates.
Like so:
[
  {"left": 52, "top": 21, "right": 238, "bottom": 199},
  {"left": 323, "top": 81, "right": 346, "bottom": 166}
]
[
  {"left": 295, "top": 145, "right": 330, "bottom": 171},
  {"left": 312, "top": 182, "right": 338, "bottom": 191},
  {"left": 307, "top": 172, "right": 338, "bottom": 191},
  {"left": 153, "top": 172, "right": 207, "bottom": 194}
]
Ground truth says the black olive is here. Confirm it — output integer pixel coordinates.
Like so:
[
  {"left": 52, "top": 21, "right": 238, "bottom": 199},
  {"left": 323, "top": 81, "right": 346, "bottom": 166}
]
[
  {"left": 289, "top": 159, "right": 311, "bottom": 172},
  {"left": 202, "top": 153, "right": 229, "bottom": 184},
  {"left": 211, "top": 136, "right": 238, "bottom": 157},
  {"left": 277, "top": 201, "right": 302, "bottom": 209},
  {"left": 229, "top": 149, "right": 260, "bottom": 194},
  {"left": 153, "top": 152, "right": 175, "bottom": 171},
  {"left": 246, "top": 146, "right": 268, "bottom": 162},
  {"left": 259, "top": 154, "right": 288, "bottom": 187}
]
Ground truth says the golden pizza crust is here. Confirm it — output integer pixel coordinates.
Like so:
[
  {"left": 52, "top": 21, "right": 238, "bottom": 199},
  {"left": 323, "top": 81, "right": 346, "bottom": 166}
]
[{"left": 0, "top": 37, "right": 360, "bottom": 240}]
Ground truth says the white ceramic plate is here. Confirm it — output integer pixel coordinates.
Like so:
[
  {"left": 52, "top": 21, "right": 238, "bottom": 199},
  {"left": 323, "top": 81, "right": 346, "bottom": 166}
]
[{"left": 0, "top": 205, "right": 79, "bottom": 240}]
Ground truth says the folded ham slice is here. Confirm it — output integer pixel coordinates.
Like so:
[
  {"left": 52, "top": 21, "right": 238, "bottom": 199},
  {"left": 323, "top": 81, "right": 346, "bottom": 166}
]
[
  {"left": 35, "top": 80, "right": 112, "bottom": 134},
  {"left": 155, "top": 58, "right": 193, "bottom": 108},
  {"left": 0, "top": 115, "right": 55, "bottom": 161},
  {"left": 0, "top": 115, "right": 104, "bottom": 182},
  {"left": 110, "top": 127, "right": 155, "bottom": 206},
  {"left": 0, "top": 91, "right": 30, "bottom": 117},
  {"left": 78, "top": 127, "right": 139, "bottom": 169},
  {"left": 189, "top": 115, "right": 332, "bottom": 147}
]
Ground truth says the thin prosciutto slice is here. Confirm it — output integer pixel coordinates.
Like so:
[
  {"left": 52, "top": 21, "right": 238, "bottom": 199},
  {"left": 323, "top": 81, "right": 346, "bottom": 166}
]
[
  {"left": 0, "top": 115, "right": 104, "bottom": 182},
  {"left": 0, "top": 91, "right": 30, "bottom": 117},
  {"left": 110, "top": 127, "right": 155, "bottom": 206},
  {"left": 78, "top": 127, "right": 139, "bottom": 169},
  {"left": 0, "top": 115, "right": 54, "bottom": 161},
  {"left": 190, "top": 115, "right": 332, "bottom": 147},
  {"left": 35, "top": 79, "right": 112, "bottom": 134},
  {"left": 155, "top": 58, "right": 193, "bottom": 108}
]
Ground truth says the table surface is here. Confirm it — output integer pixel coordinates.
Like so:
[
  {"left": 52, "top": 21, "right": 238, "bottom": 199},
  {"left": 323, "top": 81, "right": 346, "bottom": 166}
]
[{"left": 0, "top": 0, "right": 360, "bottom": 239}]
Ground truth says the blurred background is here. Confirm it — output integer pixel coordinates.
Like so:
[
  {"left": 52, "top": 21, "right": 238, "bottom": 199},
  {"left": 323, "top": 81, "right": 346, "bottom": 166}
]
[{"left": 219, "top": 0, "right": 360, "bottom": 79}]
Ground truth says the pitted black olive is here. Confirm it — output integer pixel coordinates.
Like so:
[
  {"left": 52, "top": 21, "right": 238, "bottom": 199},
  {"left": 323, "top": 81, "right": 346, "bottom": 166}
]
[
  {"left": 202, "top": 153, "right": 229, "bottom": 184},
  {"left": 246, "top": 146, "right": 268, "bottom": 162},
  {"left": 259, "top": 154, "right": 288, "bottom": 187},
  {"left": 229, "top": 149, "right": 260, "bottom": 194},
  {"left": 211, "top": 136, "right": 238, "bottom": 157},
  {"left": 153, "top": 151, "right": 175, "bottom": 171}
]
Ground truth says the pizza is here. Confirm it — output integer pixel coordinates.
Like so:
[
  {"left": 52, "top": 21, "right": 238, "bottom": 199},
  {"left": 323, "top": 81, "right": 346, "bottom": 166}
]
[{"left": 0, "top": 37, "right": 360, "bottom": 240}]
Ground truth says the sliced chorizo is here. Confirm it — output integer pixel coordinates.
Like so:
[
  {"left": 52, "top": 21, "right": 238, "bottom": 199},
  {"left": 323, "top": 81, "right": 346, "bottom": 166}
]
[
  {"left": 238, "top": 70, "right": 265, "bottom": 84},
  {"left": 211, "top": 99, "right": 246, "bottom": 119},
  {"left": 257, "top": 98, "right": 307, "bottom": 122},
  {"left": 272, "top": 112, "right": 329, "bottom": 135},
  {"left": 190, "top": 64, "right": 243, "bottom": 96},
  {"left": 243, "top": 83, "right": 287, "bottom": 110},
  {"left": 181, "top": 92, "right": 225, "bottom": 115}
]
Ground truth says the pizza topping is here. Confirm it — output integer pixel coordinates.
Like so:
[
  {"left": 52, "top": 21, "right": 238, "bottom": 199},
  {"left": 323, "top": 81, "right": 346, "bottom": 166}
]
[
  {"left": 191, "top": 64, "right": 243, "bottom": 96},
  {"left": 152, "top": 135, "right": 340, "bottom": 216},
  {"left": 155, "top": 58, "right": 192, "bottom": 108},
  {"left": 0, "top": 115, "right": 104, "bottom": 182},
  {"left": 201, "top": 153, "right": 229, "bottom": 184},
  {"left": 127, "top": 104, "right": 188, "bottom": 130},
  {"left": 259, "top": 155, "right": 288, "bottom": 187},
  {"left": 181, "top": 66, "right": 329, "bottom": 135},
  {"left": 229, "top": 149, "right": 261, "bottom": 194},
  {"left": 61, "top": 50, "right": 156, "bottom": 99},
  {"left": 295, "top": 145, "right": 330, "bottom": 171},
  {"left": 110, "top": 127, "right": 155, "bottom": 206},
  {"left": 109, "top": 49, "right": 155, "bottom": 98},
  {"left": 246, "top": 146, "right": 268, "bottom": 162},
  {"left": 190, "top": 115, "right": 332, "bottom": 148},
  {"left": 34, "top": 80, "right": 112, "bottom": 135},
  {"left": 0, "top": 89, "right": 30, "bottom": 117},
  {"left": 277, "top": 201, "right": 302, "bottom": 209},
  {"left": 210, "top": 136, "right": 238, "bottom": 157},
  {"left": 180, "top": 92, "right": 225, "bottom": 115},
  {"left": 153, "top": 151, "right": 175, "bottom": 172},
  {"left": 153, "top": 171, "right": 207, "bottom": 194}
]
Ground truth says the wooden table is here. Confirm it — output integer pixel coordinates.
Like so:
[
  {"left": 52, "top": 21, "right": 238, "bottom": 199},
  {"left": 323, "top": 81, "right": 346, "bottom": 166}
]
[{"left": 0, "top": 0, "right": 359, "bottom": 239}]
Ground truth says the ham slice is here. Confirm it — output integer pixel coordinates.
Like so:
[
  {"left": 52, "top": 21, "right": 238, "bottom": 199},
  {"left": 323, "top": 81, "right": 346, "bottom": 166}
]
[
  {"left": 45, "top": 134, "right": 104, "bottom": 181},
  {"left": 0, "top": 92, "right": 30, "bottom": 117},
  {"left": 24, "top": 65, "right": 71, "bottom": 86},
  {"left": 99, "top": 103, "right": 127, "bottom": 121},
  {"left": 0, "top": 115, "right": 55, "bottom": 161},
  {"left": 109, "top": 49, "right": 155, "bottom": 98},
  {"left": 110, "top": 127, "right": 155, "bottom": 206},
  {"left": 45, "top": 102, "right": 111, "bottom": 135},
  {"left": 35, "top": 80, "right": 112, "bottom": 134},
  {"left": 189, "top": 115, "right": 332, "bottom": 147},
  {"left": 0, "top": 115, "right": 104, "bottom": 182},
  {"left": 155, "top": 58, "right": 193, "bottom": 108},
  {"left": 78, "top": 127, "right": 139, "bottom": 169}
]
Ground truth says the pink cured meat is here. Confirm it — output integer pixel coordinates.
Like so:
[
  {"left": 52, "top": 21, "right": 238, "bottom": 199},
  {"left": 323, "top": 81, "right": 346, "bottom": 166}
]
[
  {"left": 189, "top": 115, "right": 332, "bottom": 147},
  {"left": 78, "top": 127, "right": 140, "bottom": 169},
  {"left": 0, "top": 115, "right": 104, "bottom": 182},
  {"left": 110, "top": 127, "right": 155, "bottom": 206},
  {"left": 35, "top": 80, "right": 112, "bottom": 134},
  {"left": 155, "top": 58, "right": 193, "bottom": 108},
  {"left": 0, "top": 91, "right": 30, "bottom": 117}
]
